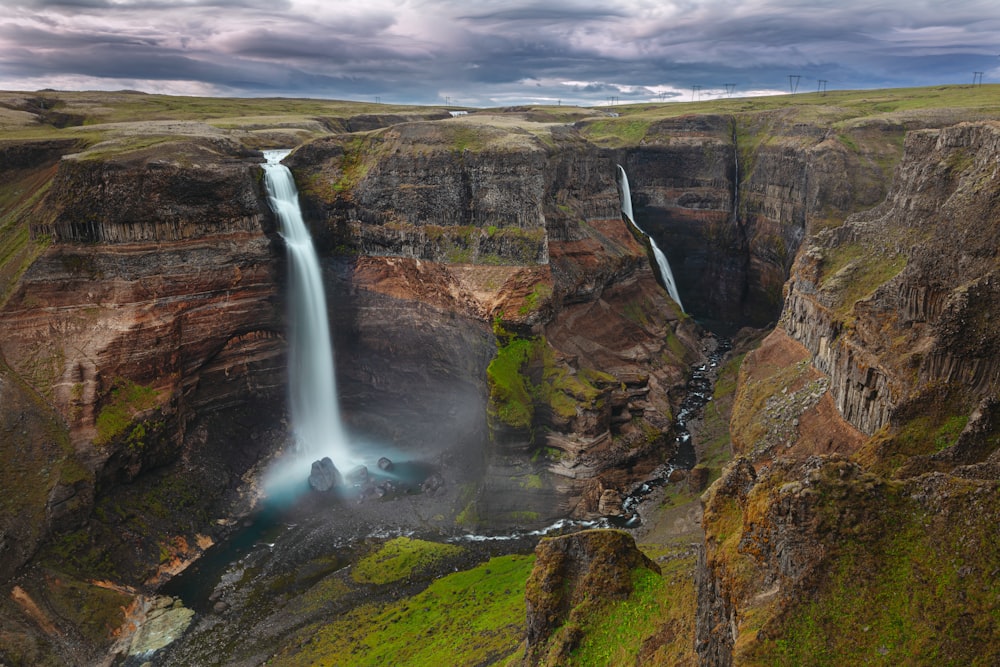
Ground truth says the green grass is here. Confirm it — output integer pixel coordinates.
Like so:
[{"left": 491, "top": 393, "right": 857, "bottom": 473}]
[
  {"left": 754, "top": 477, "right": 1000, "bottom": 666},
  {"left": 579, "top": 118, "right": 651, "bottom": 146},
  {"left": 36, "top": 573, "right": 131, "bottom": 646},
  {"left": 352, "top": 537, "right": 465, "bottom": 585},
  {"left": 520, "top": 542, "right": 699, "bottom": 666},
  {"left": 565, "top": 557, "right": 695, "bottom": 666},
  {"left": 274, "top": 553, "right": 534, "bottom": 666},
  {"left": 818, "top": 241, "right": 907, "bottom": 317}
]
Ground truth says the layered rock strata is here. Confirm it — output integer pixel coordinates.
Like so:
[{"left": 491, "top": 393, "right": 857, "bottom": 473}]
[
  {"left": 289, "top": 118, "right": 703, "bottom": 523},
  {"left": 0, "top": 140, "right": 285, "bottom": 581},
  {"left": 697, "top": 121, "right": 1000, "bottom": 664}
]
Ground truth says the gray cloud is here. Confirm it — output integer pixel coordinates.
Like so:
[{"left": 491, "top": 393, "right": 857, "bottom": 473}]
[{"left": 0, "top": 0, "right": 998, "bottom": 105}]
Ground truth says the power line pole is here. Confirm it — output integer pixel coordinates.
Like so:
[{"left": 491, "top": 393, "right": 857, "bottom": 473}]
[
  {"left": 724, "top": 83, "right": 735, "bottom": 97},
  {"left": 973, "top": 71, "right": 984, "bottom": 87},
  {"left": 788, "top": 75, "right": 800, "bottom": 94},
  {"left": 692, "top": 85, "right": 701, "bottom": 101},
  {"left": 817, "top": 79, "right": 827, "bottom": 96}
]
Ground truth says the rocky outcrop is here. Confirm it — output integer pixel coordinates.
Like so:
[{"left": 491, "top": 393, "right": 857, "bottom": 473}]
[
  {"left": 523, "top": 529, "right": 660, "bottom": 665},
  {"left": 783, "top": 121, "right": 1000, "bottom": 436},
  {"left": 32, "top": 141, "right": 263, "bottom": 243}
]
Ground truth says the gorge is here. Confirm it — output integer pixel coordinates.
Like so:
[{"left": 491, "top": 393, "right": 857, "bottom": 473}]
[{"left": 0, "top": 87, "right": 998, "bottom": 665}]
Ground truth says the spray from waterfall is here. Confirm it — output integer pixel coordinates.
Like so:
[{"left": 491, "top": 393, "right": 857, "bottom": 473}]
[
  {"left": 262, "top": 149, "right": 351, "bottom": 480},
  {"left": 616, "top": 165, "right": 684, "bottom": 312}
]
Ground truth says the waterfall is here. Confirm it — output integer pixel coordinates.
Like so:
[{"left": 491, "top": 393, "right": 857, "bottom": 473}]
[
  {"left": 616, "top": 165, "right": 684, "bottom": 312},
  {"left": 263, "top": 150, "right": 350, "bottom": 471}
]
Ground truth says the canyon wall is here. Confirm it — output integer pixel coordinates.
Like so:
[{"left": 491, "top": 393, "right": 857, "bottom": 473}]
[
  {"left": 698, "top": 121, "right": 1000, "bottom": 664},
  {"left": 287, "top": 118, "right": 704, "bottom": 525},
  {"left": 0, "top": 139, "right": 287, "bottom": 585}
]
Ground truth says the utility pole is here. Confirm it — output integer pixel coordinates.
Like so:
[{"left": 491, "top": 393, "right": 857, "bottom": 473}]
[
  {"left": 817, "top": 79, "right": 827, "bottom": 96},
  {"left": 973, "top": 71, "right": 984, "bottom": 87},
  {"left": 692, "top": 84, "right": 701, "bottom": 101},
  {"left": 724, "top": 83, "right": 735, "bottom": 97},
  {"left": 788, "top": 75, "right": 800, "bottom": 94}
]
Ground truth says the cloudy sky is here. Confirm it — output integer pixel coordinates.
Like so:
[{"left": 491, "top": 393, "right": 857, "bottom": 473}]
[{"left": 1, "top": 0, "right": 998, "bottom": 106}]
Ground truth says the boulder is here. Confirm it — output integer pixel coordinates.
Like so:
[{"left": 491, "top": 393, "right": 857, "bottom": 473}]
[
  {"left": 420, "top": 473, "right": 445, "bottom": 496},
  {"left": 308, "top": 457, "right": 340, "bottom": 492},
  {"left": 345, "top": 465, "right": 369, "bottom": 485}
]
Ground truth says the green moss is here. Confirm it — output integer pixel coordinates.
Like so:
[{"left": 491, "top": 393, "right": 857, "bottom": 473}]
[
  {"left": 273, "top": 554, "right": 534, "bottom": 667},
  {"left": 523, "top": 474, "right": 544, "bottom": 490},
  {"left": 352, "top": 537, "right": 465, "bottom": 585},
  {"left": 455, "top": 482, "right": 481, "bottom": 528},
  {"left": 519, "top": 282, "right": 553, "bottom": 315},
  {"left": 622, "top": 300, "right": 652, "bottom": 328},
  {"left": 93, "top": 378, "right": 160, "bottom": 446},
  {"left": 487, "top": 334, "right": 539, "bottom": 429},
  {"left": 487, "top": 324, "right": 614, "bottom": 436}
]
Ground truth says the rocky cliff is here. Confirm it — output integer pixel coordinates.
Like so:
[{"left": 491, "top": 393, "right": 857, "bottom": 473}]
[
  {"left": 286, "top": 114, "right": 705, "bottom": 525},
  {"left": 0, "top": 138, "right": 287, "bottom": 585},
  {"left": 698, "top": 121, "right": 1000, "bottom": 664}
]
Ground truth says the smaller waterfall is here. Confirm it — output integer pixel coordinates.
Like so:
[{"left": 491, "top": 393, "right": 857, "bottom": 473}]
[
  {"left": 616, "top": 165, "right": 684, "bottom": 312},
  {"left": 263, "top": 150, "right": 350, "bottom": 472}
]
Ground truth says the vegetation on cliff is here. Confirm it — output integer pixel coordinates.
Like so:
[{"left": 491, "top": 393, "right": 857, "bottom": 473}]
[{"left": 487, "top": 320, "right": 615, "bottom": 437}]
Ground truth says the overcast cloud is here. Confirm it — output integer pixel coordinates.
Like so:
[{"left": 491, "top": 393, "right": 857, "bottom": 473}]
[{"left": 1, "top": 0, "right": 998, "bottom": 105}]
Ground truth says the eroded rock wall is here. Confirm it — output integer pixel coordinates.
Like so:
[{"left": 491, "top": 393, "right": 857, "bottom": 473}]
[
  {"left": 0, "top": 140, "right": 285, "bottom": 580},
  {"left": 698, "top": 121, "right": 1000, "bottom": 664},
  {"left": 783, "top": 121, "right": 1000, "bottom": 436}
]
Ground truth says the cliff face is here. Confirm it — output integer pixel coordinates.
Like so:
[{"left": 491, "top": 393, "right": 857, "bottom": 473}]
[
  {"left": 698, "top": 121, "right": 1000, "bottom": 664},
  {"left": 0, "top": 139, "right": 285, "bottom": 584},
  {"left": 783, "top": 122, "right": 1000, "bottom": 437},
  {"left": 288, "top": 116, "right": 704, "bottom": 524}
]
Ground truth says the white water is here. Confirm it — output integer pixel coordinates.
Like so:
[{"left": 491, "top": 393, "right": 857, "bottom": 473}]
[
  {"left": 262, "top": 150, "right": 351, "bottom": 475},
  {"left": 616, "top": 165, "right": 684, "bottom": 311}
]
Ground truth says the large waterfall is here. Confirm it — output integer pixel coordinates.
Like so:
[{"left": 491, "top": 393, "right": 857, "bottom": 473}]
[
  {"left": 616, "top": 165, "right": 684, "bottom": 312},
  {"left": 263, "top": 150, "right": 350, "bottom": 472}
]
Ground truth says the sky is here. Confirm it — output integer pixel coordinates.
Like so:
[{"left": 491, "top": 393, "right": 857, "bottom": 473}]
[{"left": 1, "top": 0, "right": 999, "bottom": 107}]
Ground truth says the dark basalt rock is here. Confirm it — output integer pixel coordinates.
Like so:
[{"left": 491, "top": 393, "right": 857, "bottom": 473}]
[
  {"left": 308, "top": 457, "right": 340, "bottom": 492},
  {"left": 420, "top": 473, "right": 445, "bottom": 496}
]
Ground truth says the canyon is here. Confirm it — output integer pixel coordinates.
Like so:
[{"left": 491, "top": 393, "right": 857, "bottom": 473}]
[{"left": 0, "top": 87, "right": 998, "bottom": 665}]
